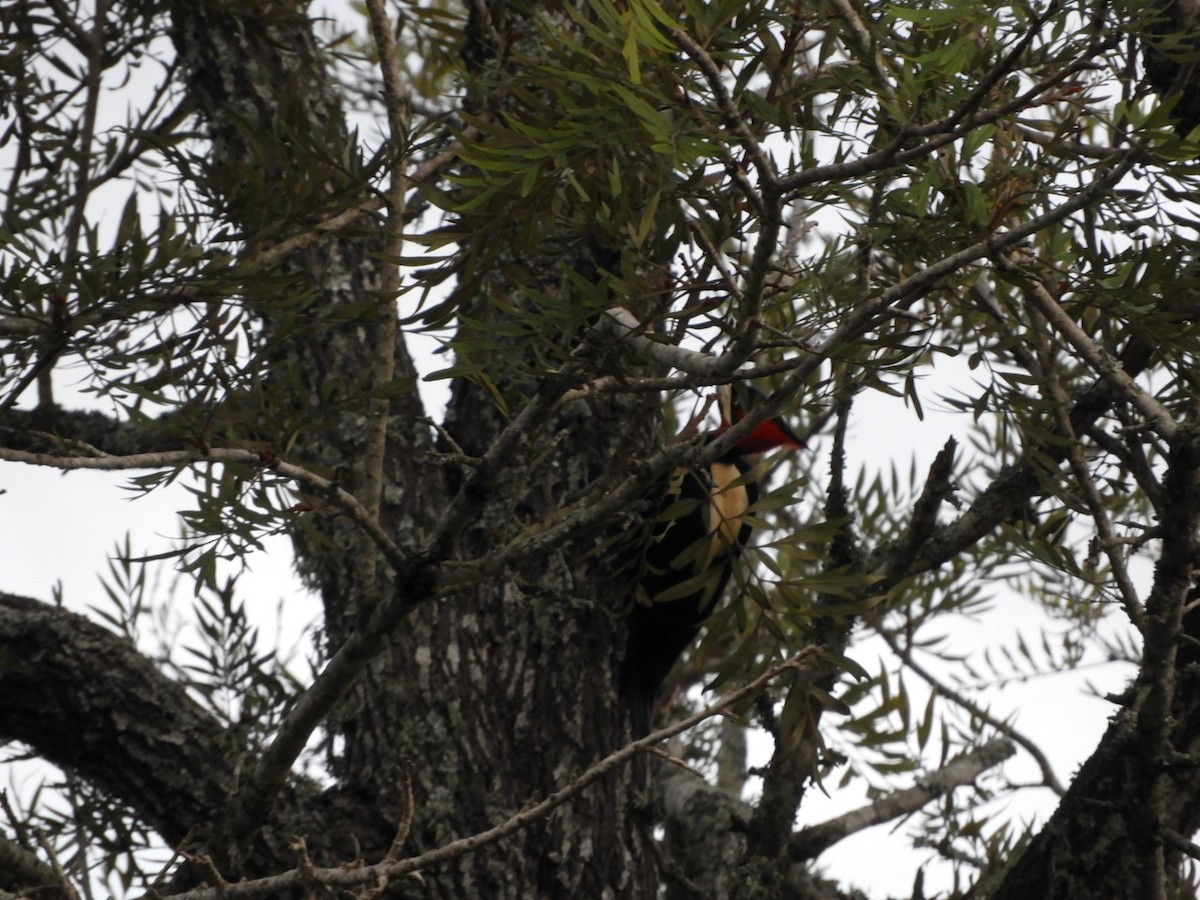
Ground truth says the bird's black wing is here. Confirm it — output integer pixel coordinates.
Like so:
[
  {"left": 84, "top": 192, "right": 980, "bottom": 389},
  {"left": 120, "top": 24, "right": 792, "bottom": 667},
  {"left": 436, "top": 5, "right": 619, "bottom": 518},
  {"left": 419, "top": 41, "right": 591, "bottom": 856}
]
[{"left": 620, "top": 461, "right": 756, "bottom": 734}]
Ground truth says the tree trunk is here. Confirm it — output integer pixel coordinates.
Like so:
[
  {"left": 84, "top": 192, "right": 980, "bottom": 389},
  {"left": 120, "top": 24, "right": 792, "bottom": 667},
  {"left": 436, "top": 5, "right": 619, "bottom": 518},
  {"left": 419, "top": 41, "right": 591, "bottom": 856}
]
[{"left": 167, "top": 0, "right": 664, "bottom": 893}]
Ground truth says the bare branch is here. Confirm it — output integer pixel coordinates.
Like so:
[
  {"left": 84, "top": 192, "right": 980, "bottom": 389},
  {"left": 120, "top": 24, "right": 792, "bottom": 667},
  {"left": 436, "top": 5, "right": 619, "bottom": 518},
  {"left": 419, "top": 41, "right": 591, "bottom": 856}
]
[
  {"left": 0, "top": 446, "right": 407, "bottom": 573},
  {"left": 886, "top": 437, "right": 959, "bottom": 580},
  {"left": 601, "top": 306, "right": 751, "bottom": 377},
  {"left": 789, "top": 738, "right": 1017, "bottom": 860},
  {"left": 358, "top": 0, "right": 410, "bottom": 607},
  {"left": 31, "top": 829, "right": 81, "bottom": 900},
  {"left": 0, "top": 831, "right": 72, "bottom": 900},
  {"left": 1035, "top": 315, "right": 1146, "bottom": 629},
  {"left": 1164, "top": 828, "right": 1200, "bottom": 862}
]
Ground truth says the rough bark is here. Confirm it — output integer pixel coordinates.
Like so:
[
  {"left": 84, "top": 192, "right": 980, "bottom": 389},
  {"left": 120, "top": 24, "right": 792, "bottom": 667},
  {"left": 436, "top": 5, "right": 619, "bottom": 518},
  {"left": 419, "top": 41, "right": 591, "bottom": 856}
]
[
  {"left": 166, "top": 0, "right": 663, "bottom": 893},
  {"left": 0, "top": 592, "right": 366, "bottom": 888},
  {"left": 1143, "top": 0, "right": 1200, "bottom": 134},
  {"left": 0, "top": 593, "right": 229, "bottom": 847},
  {"left": 348, "top": 0, "right": 664, "bottom": 890},
  {"left": 163, "top": 0, "right": 441, "bottom": 869}
]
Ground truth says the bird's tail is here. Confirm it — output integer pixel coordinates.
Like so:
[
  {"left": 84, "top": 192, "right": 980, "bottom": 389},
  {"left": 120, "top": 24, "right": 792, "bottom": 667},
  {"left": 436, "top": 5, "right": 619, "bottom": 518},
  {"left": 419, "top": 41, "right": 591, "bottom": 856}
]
[
  {"left": 622, "top": 676, "right": 655, "bottom": 737},
  {"left": 620, "top": 606, "right": 691, "bottom": 736}
]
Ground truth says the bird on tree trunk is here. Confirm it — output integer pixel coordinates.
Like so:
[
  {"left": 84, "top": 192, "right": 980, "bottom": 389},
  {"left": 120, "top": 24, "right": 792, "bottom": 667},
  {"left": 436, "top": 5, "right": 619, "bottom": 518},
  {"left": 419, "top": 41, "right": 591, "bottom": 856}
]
[{"left": 620, "top": 388, "right": 804, "bottom": 734}]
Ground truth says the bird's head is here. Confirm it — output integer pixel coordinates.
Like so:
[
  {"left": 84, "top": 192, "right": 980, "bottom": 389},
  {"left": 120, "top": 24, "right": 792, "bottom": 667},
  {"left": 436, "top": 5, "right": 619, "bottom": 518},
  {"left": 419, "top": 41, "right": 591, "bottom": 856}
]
[{"left": 711, "top": 384, "right": 804, "bottom": 459}]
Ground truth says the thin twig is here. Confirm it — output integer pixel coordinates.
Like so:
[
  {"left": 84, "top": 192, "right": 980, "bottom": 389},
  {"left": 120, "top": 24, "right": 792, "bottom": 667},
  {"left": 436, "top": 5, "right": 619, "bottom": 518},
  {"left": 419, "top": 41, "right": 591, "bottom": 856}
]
[
  {"left": 1164, "top": 828, "right": 1200, "bottom": 862},
  {"left": 383, "top": 768, "right": 416, "bottom": 863},
  {"left": 1005, "top": 252, "right": 1177, "bottom": 441},
  {"left": 827, "top": 0, "right": 896, "bottom": 107},
  {"left": 668, "top": 28, "right": 783, "bottom": 372},
  {"left": 880, "top": 631, "right": 1066, "bottom": 796},
  {"left": 1033, "top": 306, "right": 1146, "bottom": 630},
  {"left": 669, "top": 29, "right": 778, "bottom": 193},
  {"left": 0, "top": 446, "right": 407, "bottom": 573},
  {"left": 32, "top": 829, "right": 81, "bottom": 900},
  {"left": 359, "top": 0, "right": 409, "bottom": 604},
  {"left": 143, "top": 829, "right": 195, "bottom": 899}
]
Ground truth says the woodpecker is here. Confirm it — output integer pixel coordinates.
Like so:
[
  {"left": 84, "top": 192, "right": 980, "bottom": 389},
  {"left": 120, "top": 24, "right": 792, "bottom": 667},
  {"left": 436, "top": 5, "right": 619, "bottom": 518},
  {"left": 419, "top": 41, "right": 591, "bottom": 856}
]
[{"left": 620, "top": 397, "right": 803, "bottom": 734}]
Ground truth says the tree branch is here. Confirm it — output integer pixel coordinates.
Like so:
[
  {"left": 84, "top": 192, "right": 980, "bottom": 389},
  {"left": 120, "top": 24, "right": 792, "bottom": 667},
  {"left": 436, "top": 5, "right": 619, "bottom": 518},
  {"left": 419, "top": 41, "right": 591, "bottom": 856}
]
[
  {"left": 1132, "top": 430, "right": 1200, "bottom": 897},
  {"left": 1036, "top": 316, "right": 1147, "bottom": 629},
  {"left": 778, "top": 38, "right": 1120, "bottom": 195},
  {"left": 668, "top": 28, "right": 782, "bottom": 371},
  {"left": 827, "top": 0, "right": 897, "bottom": 107},
  {"left": 789, "top": 738, "right": 1016, "bottom": 860},
  {"left": 0, "top": 446, "right": 407, "bottom": 574},
  {"left": 0, "top": 830, "right": 73, "bottom": 900},
  {"left": 358, "top": 0, "right": 409, "bottom": 609},
  {"left": 1009, "top": 253, "right": 1178, "bottom": 442},
  {"left": 885, "top": 437, "right": 959, "bottom": 580},
  {"left": 0, "top": 594, "right": 230, "bottom": 846}
]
